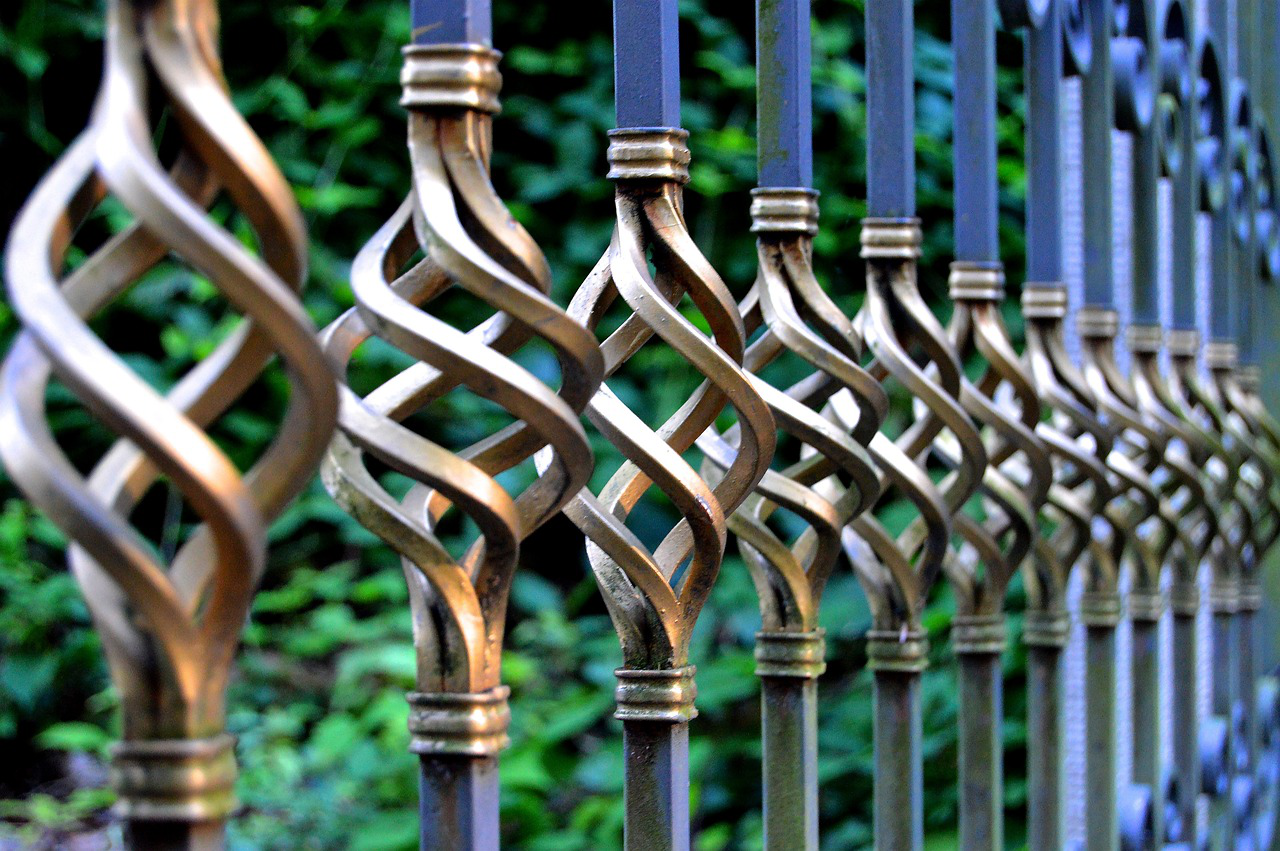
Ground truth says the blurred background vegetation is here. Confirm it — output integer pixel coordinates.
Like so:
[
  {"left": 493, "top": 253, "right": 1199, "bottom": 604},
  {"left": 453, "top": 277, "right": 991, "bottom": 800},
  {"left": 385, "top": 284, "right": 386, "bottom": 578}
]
[{"left": 0, "top": 0, "right": 1037, "bottom": 848}]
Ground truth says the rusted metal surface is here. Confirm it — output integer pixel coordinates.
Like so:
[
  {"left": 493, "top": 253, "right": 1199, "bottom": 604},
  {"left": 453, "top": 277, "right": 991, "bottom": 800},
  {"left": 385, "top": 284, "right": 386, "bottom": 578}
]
[{"left": 0, "top": 0, "right": 339, "bottom": 847}]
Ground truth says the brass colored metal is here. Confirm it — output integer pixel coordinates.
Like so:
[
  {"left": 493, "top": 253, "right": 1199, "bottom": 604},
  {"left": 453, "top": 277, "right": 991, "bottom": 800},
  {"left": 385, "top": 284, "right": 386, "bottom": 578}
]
[
  {"left": 700, "top": 188, "right": 883, "bottom": 850},
  {"left": 1021, "top": 284, "right": 1124, "bottom": 847},
  {"left": 840, "top": 218, "right": 987, "bottom": 850},
  {"left": 0, "top": 0, "right": 339, "bottom": 846},
  {"left": 942, "top": 262, "right": 1050, "bottom": 850},
  {"left": 559, "top": 128, "right": 774, "bottom": 851},
  {"left": 320, "top": 44, "right": 603, "bottom": 849}
]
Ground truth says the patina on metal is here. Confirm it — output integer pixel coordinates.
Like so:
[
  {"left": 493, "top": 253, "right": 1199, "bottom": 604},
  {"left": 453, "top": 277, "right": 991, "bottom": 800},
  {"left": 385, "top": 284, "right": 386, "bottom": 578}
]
[
  {"left": 0, "top": 0, "right": 339, "bottom": 847},
  {"left": 694, "top": 1, "right": 884, "bottom": 847},
  {"left": 848, "top": 3, "right": 988, "bottom": 848},
  {"left": 944, "top": 1, "right": 1052, "bottom": 846},
  {"left": 319, "top": 3, "right": 605, "bottom": 847},
  {"left": 552, "top": 3, "right": 774, "bottom": 848}
]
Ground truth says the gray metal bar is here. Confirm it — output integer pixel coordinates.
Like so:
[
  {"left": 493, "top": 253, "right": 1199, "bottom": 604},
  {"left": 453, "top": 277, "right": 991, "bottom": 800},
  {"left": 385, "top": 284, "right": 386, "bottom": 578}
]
[
  {"left": 1088, "top": 623, "right": 1121, "bottom": 851},
  {"left": 411, "top": 0, "right": 491, "bottom": 45},
  {"left": 418, "top": 756, "right": 501, "bottom": 851},
  {"left": 1173, "top": 608, "right": 1202, "bottom": 849},
  {"left": 1028, "top": 644, "right": 1065, "bottom": 849},
  {"left": 1210, "top": 611, "right": 1238, "bottom": 848},
  {"left": 874, "top": 670, "right": 924, "bottom": 851},
  {"left": 951, "top": 0, "right": 999, "bottom": 262},
  {"left": 1082, "top": 0, "right": 1117, "bottom": 309},
  {"left": 866, "top": 0, "right": 915, "bottom": 217},
  {"left": 613, "top": 0, "right": 681, "bottom": 129},
  {"left": 756, "top": 0, "right": 812, "bottom": 188},
  {"left": 958, "top": 652, "right": 1003, "bottom": 850},
  {"left": 760, "top": 676, "right": 819, "bottom": 850},
  {"left": 1026, "top": 1, "right": 1065, "bottom": 284},
  {"left": 1170, "top": 32, "right": 1199, "bottom": 330},
  {"left": 622, "top": 720, "right": 691, "bottom": 851},
  {"left": 1130, "top": 618, "right": 1163, "bottom": 844}
]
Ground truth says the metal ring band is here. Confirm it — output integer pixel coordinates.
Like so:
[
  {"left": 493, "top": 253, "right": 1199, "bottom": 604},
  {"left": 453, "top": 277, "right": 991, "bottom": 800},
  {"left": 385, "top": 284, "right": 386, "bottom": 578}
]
[
  {"left": 1021, "top": 284, "right": 1069, "bottom": 319},
  {"left": 749, "top": 187, "right": 819, "bottom": 235},
  {"left": 407, "top": 686, "right": 512, "bottom": 757},
  {"left": 1079, "top": 591, "right": 1124, "bottom": 627},
  {"left": 1127, "top": 589, "right": 1167, "bottom": 622},
  {"left": 1239, "top": 582, "right": 1264, "bottom": 612},
  {"left": 1209, "top": 579, "right": 1241, "bottom": 614},
  {"left": 951, "top": 614, "right": 1007, "bottom": 655},
  {"left": 755, "top": 629, "right": 827, "bottom": 679},
  {"left": 948, "top": 261, "right": 1006, "bottom": 302},
  {"left": 859, "top": 217, "right": 923, "bottom": 260},
  {"left": 1127, "top": 323, "right": 1163, "bottom": 353},
  {"left": 1076, "top": 306, "right": 1120, "bottom": 339},
  {"left": 1170, "top": 581, "right": 1202, "bottom": 616},
  {"left": 606, "top": 128, "right": 692, "bottom": 183},
  {"left": 1023, "top": 610, "right": 1071, "bottom": 648},
  {"left": 1238, "top": 364, "right": 1262, "bottom": 392},
  {"left": 110, "top": 734, "right": 238, "bottom": 823},
  {"left": 614, "top": 666, "right": 698, "bottom": 723},
  {"left": 865, "top": 629, "right": 930, "bottom": 673},
  {"left": 1204, "top": 341, "right": 1238, "bottom": 370},
  {"left": 1165, "top": 327, "right": 1200, "bottom": 356},
  {"left": 401, "top": 44, "right": 503, "bottom": 113}
]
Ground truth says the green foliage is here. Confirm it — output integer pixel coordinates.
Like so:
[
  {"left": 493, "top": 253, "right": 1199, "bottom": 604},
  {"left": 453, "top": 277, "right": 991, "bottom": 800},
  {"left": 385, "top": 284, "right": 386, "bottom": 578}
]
[{"left": 0, "top": 0, "right": 1038, "bottom": 848}]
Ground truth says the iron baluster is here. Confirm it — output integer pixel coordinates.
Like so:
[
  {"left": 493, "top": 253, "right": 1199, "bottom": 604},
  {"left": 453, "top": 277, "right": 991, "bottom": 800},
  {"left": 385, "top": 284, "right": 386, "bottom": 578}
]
[
  {"left": 696, "top": 1, "right": 886, "bottom": 846},
  {"left": 946, "top": 2, "right": 1054, "bottom": 846},
  {"left": 319, "top": 2, "right": 605, "bottom": 846},
  {"left": 556, "top": 2, "right": 775, "bottom": 847},
  {"left": 855, "top": 2, "right": 988, "bottom": 847},
  {"left": 1017, "top": 3, "right": 1127, "bottom": 846},
  {"left": 0, "top": 0, "right": 340, "bottom": 847},
  {"left": 1076, "top": 2, "right": 1171, "bottom": 844},
  {"left": 1114, "top": 2, "right": 1218, "bottom": 845}
]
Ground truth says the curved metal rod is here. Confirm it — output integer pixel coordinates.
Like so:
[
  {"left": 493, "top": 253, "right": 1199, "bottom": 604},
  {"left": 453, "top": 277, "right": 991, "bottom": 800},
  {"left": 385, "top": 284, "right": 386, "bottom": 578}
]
[
  {"left": 939, "top": 263, "right": 1051, "bottom": 851},
  {"left": 554, "top": 128, "right": 774, "bottom": 851},
  {"left": 319, "top": 43, "right": 603, "bottom": 850},
  {"left": 0, "top": 0, "right": 338, "bottom": 845},
  {"left": 831, "top": 217, "right": 985, "bottom": 851},
  {"left": 698, "top": 187, "right": 884, "bottom": 851}
]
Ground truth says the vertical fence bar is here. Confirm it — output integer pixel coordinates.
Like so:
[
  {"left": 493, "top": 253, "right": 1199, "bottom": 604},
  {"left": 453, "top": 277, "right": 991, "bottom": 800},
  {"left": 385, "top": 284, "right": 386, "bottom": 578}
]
[
  {"left": 862, "top": 4, "right": 926, "bottom": 849},
  {"left": 949, "top": 2, "right": 1054, "bottom": 847},
  {"left": 753, "top": 9, "right": 819, "bottom": 846},
  {"left": 712, "top": 1, "right": 886, "bottom": 847},
  {"left": 1079, "top": 1, "right": 1128, "bottom": 845},
  {"left": 319, "top": 1, "right": 607, "bottom": 847},
  {"left": 1018, "top": 2, "right": 1116, "bottom": 847},
  {"left": 556, "top": 4, "right": 776, "bottom": 849},
  {"left": 0, "top": 0, "right": 340, "bottom": 847},
  {"left": 859, "top": 3, "right": 996, "bottom": 849}
]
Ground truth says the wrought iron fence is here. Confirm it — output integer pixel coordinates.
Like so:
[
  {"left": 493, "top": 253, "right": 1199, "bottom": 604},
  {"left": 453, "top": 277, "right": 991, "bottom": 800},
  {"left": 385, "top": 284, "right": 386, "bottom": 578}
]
[{"left": 5, "top": 0, "right": 1280, "bottom": 848}]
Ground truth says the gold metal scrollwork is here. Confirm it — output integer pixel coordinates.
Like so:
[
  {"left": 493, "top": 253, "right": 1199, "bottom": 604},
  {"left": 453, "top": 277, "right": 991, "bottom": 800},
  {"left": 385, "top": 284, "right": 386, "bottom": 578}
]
[
  {"left": 942, "top": 264, "right": 1051, "bottom": 650},
  {"left": 0, "top": 0, "right": 339, "bottom": 836},
  {"left": 556, "top": 128, "right": 775, "bottom": 706},
  {"left": 840, "top": 219, "right": 986, "bottom": 662},
  {"left": 699, "top": 188, "right": 883, "bottom": 667},
  {"left": 320, "top": 43, "right": 604, "bottom": 757}
]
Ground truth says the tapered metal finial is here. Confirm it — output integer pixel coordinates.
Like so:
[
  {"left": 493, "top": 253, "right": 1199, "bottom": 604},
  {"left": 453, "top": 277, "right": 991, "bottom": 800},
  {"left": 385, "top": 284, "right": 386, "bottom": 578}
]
[
  {"left": 0, "top": 0, "right": 338, "bottom": 845},
  {"left": 320, "top": 35, "right": 603, "bottom": 851}
]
